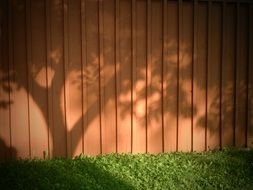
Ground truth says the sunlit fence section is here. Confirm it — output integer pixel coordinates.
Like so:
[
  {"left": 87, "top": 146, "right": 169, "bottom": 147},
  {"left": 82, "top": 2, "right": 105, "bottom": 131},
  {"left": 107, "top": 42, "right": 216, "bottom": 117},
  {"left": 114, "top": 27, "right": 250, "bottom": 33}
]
[{"left": 0, "top": 0, "right": 253, "bottom": 160}]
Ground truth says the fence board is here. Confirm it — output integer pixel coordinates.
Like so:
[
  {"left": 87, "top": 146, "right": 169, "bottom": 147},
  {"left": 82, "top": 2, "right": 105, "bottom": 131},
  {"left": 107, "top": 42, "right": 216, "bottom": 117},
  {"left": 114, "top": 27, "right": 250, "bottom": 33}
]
[
  {"left": 235, "top": 4, "right": 248, "bottom": 147},
  {"left": 83, "top": 0, "right": 101, "bottom": 156},
  {"left": 7, "top": 0, "right": 14, "bottom": 158},
  {"left": 178, "top": 1, "right": 193, "bottom": 152},
  {"left": 101, "top": 0, "right": 117, "bottom": 154},
  {"left": 45, "top": 0, "right": 53, "bottom": 159},
  {"left": 147, "top": 0, "right": 163, "bottom": 154},
  {"left": 161, "top": 0, "right": 167, "bottom": 153},
  {"left": 133, "top": 0, "right": 147, "bottom": 153},
  {"left": 248, "top": 4, "right": 253, "bottom": 148},
  {"left": 193, "top": 1, "right": 207, "bottom": 151},
  {"left": 164, "top": 0, "right": 178, "bottom": 152},
  {"left": 63, "top": 0, "right": 69, "bottom": 158},
  {"left": 207, "top": 2, "right": 222, "bottom": 150},
  {"left": 49, "top": 0, "right": 67, "bottom": 157},
  {"left": 29, "top": 0, "right": 49, "bottom": 158},
  {"left": 131, "top": 0, "right": 136, "bottom": 153},
  {"left": 66, "top": 0, "right": 83, "bottom": 157},
  {"left": 80, "top": 0, "right": 87, "bottom": 155},
  {"left": 0, "top": 0, "right": 11, "bottom": 161},
  {"left": 117, "top": 0, "right": 132, "bottom": 153},
  {"left": 10, "top": 0, "right": 30, "bottom": 158},
  {"left": 115, "top": 0, "right": 120, "bottom": 153},
  {"left": 221, "top": 3, "right": 236, "bottom": 148}
]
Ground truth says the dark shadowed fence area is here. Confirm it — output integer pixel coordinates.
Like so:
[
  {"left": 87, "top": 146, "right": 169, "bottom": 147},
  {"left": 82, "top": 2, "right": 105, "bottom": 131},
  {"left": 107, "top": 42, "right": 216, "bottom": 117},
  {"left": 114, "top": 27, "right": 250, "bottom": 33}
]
[{"left": 0, "top": 0, "right": 253, "bottom": 160}]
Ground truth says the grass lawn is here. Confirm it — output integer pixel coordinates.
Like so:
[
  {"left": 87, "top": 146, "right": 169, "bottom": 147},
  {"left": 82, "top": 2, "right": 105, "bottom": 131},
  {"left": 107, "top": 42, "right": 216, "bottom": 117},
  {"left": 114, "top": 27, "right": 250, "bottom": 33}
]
[{"left": 0, "top": 148, "right": 253, "bottom": 190}]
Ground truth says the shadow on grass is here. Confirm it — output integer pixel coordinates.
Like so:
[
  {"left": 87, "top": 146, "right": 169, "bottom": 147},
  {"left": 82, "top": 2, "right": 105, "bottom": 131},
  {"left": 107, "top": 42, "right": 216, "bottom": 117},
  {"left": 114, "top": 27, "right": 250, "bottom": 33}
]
[
  {"left": 0, "top": 156, "right": 134, "bottom": 190},
  {"left": 220, "top": 148, "right": 253, "bottom": 163}
]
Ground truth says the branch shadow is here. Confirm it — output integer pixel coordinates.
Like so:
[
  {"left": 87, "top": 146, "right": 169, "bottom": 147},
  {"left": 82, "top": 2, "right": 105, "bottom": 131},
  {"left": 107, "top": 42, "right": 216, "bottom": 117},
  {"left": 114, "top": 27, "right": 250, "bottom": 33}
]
[{"left": 0, "top": 0, "right": 252, "bottom": 158}]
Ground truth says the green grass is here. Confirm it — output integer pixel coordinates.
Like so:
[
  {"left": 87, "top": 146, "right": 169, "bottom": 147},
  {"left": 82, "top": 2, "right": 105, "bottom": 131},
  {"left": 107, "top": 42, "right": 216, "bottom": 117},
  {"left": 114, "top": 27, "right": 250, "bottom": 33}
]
[{"left": 0, "top": 149, "right": 253, "bottom": 190}]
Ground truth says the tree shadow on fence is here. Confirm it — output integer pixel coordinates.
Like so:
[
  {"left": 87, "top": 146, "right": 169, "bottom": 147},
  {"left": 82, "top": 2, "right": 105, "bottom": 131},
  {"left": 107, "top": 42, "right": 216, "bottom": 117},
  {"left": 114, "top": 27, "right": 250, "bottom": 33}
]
[
  {"left": 0, "top": 138, "right": 17, "bottom": 162},
  {"left": 0, "top": 0, "right": 252, "bottom": 158}
]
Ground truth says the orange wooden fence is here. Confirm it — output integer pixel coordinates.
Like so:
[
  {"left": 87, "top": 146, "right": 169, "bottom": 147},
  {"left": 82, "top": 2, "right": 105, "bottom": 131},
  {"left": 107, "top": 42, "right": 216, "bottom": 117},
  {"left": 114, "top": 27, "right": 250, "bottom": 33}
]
[{"left": 0, "top": 0, "right": 253, "bottom": 160}]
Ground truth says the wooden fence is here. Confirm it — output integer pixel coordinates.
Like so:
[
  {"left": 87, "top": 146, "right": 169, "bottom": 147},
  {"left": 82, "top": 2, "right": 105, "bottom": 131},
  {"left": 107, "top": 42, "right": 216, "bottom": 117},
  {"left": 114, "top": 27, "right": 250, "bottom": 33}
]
[{"left": 0, "top": 0, "right": 253, "bottom": 160}]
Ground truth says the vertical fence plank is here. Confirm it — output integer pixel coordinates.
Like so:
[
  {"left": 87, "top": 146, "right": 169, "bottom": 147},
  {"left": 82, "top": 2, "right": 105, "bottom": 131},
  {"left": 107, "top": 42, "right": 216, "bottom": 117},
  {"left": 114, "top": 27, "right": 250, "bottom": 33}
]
[
  {"left": 222, "top": 3, "right": 236, "bottom": 148},
  {"left": 219, "top": 1, "right": 225, "bottom": 148},
  {"left": 98, "top": 0, "right": 104, "bottom": 154},
  {"left": 115, "top": 0, "right": 120, "bottom": 153},
  {"left": 192, "top": 0, "right": 197, "bottom": 151},
  {"left": 133, "top": 0, "right": 147, "bottom": 153},
  {"left": 176, "top": 0, "right": 181, "bottom": 151},
  {"left": 101, "top": 0, "right": 117, "bottom": 154},
  {"left": 117, "top": 0, "right": 132, "bottom": 153},
  {"left": 0, "top": 0, "right": 11, "bottom": 161},
  {"left": 247, "top": 4, "right": 253, "bottom": 148},
  {"left": 10, "top": 0, "right": 30, "bottom": 158},
  {"left": 83, "top": 0, "right": 101, "bottom": 155},
  {"left": 145, "top": 0, "right": 151, "bottom": 153},
  {"left": 67, "top": 0, "right": 83, "bottom": 157},
  {"left": 131, "top": 0, "right": 136, "bottom": 153},
  {"left": 146, "top": 0, "right": 151, "bottom": 153},
  {"left": 29, "top": 0, "right": 49, "bottom": 158},
  {"left": 0, "top": 0, "right": 3, "bottom": 160},
  {"left": 162, "top": 0, "right": 167, "bottom": 152},
  {"left": 191, "top": 0, "right": 197, "bottom": 152},
  {"left": 193, "top": 1, "right": 207, "bottom": 151},
  {"left": 147, "top": 0, "right": 163, "bottom": 154},
  {"left": 207, "top": 3, "right": 222, "bottom": 149},
  {"left": 207, "top": 2, "right": 222, "bottom": 150},
  {"left": 146, "top": 0, "right": 151, "bottom": 152},
  {"left": 245, "top": 2, "right": 250, "bottom": 148},
  {"left": 8, "top": 0, "right": 14, "bottom": 158},
  {"left": 178, "top": 1, "right": 193, "bottom": 152},
  {"left": 45, "top": 0, "right": 53, "bottom": 158},
  {"left": 177, "top": 0, "right": 181, "bottom": 151},
  {"left": 25, "top": 0, "right": 32, "bottom": 159},
  {"left": 63, "top": 0, "right": 69, "bottom": 157},
  {"left": 206, "top": 0, "right": 211, "bottom": 150},
  {"left": 233, "top": 2, "right": 239, "bottom": 146},
  {"left": 207, "top": 3, "right": 221, "bottom": 149},
  {"left": 164, "top": 0, "right": 178, "bottom": 152},
  {"left": 235, "top": 4, "right": 248, "bottom": 147},
  {"left": 81, "top": 0, "right": 87, "bottom": 155},
  {"left": 50, "top": 0, "right": 67, "bottom": 157}
]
